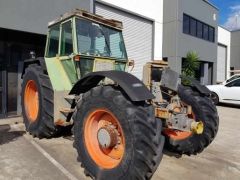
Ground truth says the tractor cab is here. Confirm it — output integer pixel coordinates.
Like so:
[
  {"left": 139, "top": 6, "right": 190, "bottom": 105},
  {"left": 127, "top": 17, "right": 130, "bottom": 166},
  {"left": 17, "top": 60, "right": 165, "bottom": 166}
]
[{"left": 45, "top": 10, "right": 128, "bottom": 88}]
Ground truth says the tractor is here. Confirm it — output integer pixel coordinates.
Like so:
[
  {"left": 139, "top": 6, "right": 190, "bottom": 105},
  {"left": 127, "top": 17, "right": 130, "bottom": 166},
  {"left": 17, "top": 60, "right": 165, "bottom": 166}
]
[{"left": 21, "top": 10, "right": 219, "bottom": 180}]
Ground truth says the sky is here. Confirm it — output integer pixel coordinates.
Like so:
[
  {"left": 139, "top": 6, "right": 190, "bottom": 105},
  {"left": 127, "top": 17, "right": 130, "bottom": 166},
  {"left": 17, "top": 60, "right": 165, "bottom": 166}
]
[{"left": 210, "top": 0, "right": 240, "bottom": 31}]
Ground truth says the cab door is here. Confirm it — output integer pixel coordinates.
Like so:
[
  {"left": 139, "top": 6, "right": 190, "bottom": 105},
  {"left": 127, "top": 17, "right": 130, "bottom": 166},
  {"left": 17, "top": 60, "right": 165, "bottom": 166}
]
[
  {"left": 44, "top": 23, "right": 73, "bottom": 91},
  {"left": 59, "top": 20, "right": 78, "bottom": 85}
]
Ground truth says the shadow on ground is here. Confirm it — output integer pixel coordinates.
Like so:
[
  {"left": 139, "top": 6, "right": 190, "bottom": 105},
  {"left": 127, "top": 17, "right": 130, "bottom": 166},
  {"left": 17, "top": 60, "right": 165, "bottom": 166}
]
[
  {"left": 0, "top": 125, "right": 25, "bottom": 145},
  {"left": 163, "top": 149, "right": 182, "bottom": 158},
  {"left": 218, "top": 103, "right": 240, "bottom": 109}
]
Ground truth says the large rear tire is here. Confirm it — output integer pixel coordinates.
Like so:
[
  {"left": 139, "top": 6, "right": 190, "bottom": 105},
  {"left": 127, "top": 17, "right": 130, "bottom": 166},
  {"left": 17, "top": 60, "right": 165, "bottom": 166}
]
[
  {"left": 73, "top": 86, "right": 165, "bottom": 180},
  {"left": 164, "top": 85, "right": 219, "bottom": 155},
  {"left": 21, "top": 64, "right": 57, "bottom": 138}
]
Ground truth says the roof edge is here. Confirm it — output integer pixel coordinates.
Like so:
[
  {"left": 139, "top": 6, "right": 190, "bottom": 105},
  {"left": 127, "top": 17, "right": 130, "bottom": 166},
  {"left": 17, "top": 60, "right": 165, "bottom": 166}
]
[
  {"left": 48, "top": 9, "right": 123, "bottom": 30},
  {"left": 231, "top": 29, "right": 240, "bottom": 33},
  {"left": 218, "top": 25, "right": 231, "bottom": 32},
  {"left": 202, "top": 0, "right": 219, "bottom": 10}
]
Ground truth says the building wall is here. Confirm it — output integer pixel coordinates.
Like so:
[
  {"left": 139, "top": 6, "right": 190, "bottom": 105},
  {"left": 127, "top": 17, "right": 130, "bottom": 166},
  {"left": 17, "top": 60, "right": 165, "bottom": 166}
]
[
  {"left": 163, "top": 0, "right": 218, "bottom": 84},
  {"left": 162, "top": 0, "right": 178, "bottom": 68},
  {"left": 179, "top": 0, "right": 218, "bottom": 62},
  {"left": 0, "top": 0, "right": 93, "bottom": 117},
  {"left": 97, "top": 0, "right": 164, "bottom": 60},
  {"left": 230, "top": 30, "right": 240, "bottom": 70},
  {"left": 0, "top": 0, "right": 92, "bottom": 35},
  {"left": 218, "top": 26, "right": 231, "bottom": 79}
]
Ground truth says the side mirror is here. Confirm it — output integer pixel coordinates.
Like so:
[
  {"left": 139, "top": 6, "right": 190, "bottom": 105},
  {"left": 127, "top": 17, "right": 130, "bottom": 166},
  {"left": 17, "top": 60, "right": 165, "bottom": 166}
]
[
  {"left": 127, "top": 59, "right": 135, "bottom": 72},
  {"left": 225, "top": 84, "right": 232, "bottom": 88}
]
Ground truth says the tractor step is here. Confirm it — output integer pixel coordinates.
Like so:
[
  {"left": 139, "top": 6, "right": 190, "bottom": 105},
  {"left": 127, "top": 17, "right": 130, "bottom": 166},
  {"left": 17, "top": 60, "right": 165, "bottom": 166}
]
[
  {"left": 64, "top": 95, "right": 80, "bottom": 104},
  {"left": 60, "top": 107, "right": 76, "bottom": 117}
]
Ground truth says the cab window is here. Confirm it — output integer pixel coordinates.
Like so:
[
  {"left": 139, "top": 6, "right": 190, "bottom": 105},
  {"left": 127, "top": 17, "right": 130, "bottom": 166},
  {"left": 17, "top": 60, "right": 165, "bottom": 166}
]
[
  {"left": 46, "top": 25, "right": 60, "bottom": 57},
  {"left": 60, "top": 21, "right": 73, "bottom": 56}
]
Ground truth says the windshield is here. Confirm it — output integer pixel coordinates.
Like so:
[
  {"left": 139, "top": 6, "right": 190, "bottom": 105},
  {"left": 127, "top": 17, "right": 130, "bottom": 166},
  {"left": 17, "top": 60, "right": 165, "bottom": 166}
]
[
  {"left": 226, "top": 75, "right": 240, "bottom": 83},
  {"left": 76, "top": 18, "right": 127, "bottom": 60}
]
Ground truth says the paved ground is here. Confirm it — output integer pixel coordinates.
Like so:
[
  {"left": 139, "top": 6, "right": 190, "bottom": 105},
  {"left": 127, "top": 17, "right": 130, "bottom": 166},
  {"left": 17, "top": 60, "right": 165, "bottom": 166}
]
[{"left": 0, "top": 105, "right": 240, "bottom": 180}]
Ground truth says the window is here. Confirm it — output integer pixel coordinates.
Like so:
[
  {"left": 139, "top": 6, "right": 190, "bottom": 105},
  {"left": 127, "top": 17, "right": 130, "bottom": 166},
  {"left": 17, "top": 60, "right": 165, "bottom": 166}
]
[
  {"left": 209, "top": 27, "right": 215, "bottom": 42},
  {"left": 226, "top": 79, "right": 240, "bottom": 87},
  {"left": 183, "top": 14, "right": 215, "bottom": 42},
  {"left": 47, "top": 25, "right": 60, "bottom": 57},
  {"left": 190, "top": 18, "right": 197, "bottom": 36},
  {"left": 60, "top": 21, "right": 73, "bottom": 56},
  {"left": 226, "top": 75, "right": 240, "bottom": 83},
  {"left": 76, "top": 18, "right": 127, "bottom": 60},
  {"left": 197, "top": 21, "right": 203, "bottom": 38},
  {"left": 183, "top": 15, "right": 190, "bottom": 34},
  {"left": 203, "top": 24, "right": 209, "bottom": 40}
]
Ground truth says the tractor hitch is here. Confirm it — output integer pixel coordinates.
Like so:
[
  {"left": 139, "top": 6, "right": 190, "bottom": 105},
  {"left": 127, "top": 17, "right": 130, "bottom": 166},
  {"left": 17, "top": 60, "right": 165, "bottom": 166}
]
[{"left": 155, "top": 107, "right": 204, "bottom": 134}]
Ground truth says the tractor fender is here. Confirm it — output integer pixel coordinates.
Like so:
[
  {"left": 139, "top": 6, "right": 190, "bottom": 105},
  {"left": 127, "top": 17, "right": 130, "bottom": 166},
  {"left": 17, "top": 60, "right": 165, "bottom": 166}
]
[
  {"left": 69, "top": 71, "right": 155, "bottom": 102},
  {"left": 185, "top": 77, "right": 211, "bottom": 96},
  {"left": 190, "top": 79, "right": 211, "bottom": 96},
  {"left": 180, "top": 75, "right": 211, "bottom": 96},
  {"left": 21, "top": 57, "right": 47, "bottom": 78}
]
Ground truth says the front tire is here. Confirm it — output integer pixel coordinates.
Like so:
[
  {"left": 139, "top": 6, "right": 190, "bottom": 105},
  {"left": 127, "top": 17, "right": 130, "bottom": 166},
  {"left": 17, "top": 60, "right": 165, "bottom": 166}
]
[
  {"left": 21, "top": 64, "right": 57, "bottom": 138},
  {"left": 164, "top": 85, "right": 219, "bottom": 155},
  {"left": 210, "top": 92, "right": 219, "bottom": 105},
  {"left": 73, "top": 86, "right": 165, "bottom": 180}
]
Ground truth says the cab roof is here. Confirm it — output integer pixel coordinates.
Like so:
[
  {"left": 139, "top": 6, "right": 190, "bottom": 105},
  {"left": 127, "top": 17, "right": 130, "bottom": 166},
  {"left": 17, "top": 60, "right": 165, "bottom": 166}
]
[{"left": 48, "top": 9, "right": 123, "bottom": 30}]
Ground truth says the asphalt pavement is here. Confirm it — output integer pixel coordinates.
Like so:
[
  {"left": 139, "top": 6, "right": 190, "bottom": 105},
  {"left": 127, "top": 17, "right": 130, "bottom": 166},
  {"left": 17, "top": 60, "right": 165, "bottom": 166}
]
[{"left": 0, "top": 105, "right": 239, "bottom": 180}]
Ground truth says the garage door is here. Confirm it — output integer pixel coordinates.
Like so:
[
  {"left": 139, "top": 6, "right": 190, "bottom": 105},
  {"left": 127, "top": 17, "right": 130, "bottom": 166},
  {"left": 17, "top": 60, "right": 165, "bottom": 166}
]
[
  {"left": 96, "top": 3, "right": 153, "bottom": 79},
  {"left": 217, "top": 44, "right": 227, "bottom": 83}
]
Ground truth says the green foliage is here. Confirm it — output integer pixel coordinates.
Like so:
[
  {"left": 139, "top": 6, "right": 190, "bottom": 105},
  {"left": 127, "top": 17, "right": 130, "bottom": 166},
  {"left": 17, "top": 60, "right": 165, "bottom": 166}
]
[
  {"left": 182, "top": 51, "right": 200, "bottom": 78},
  {"left": 182, "top": 51, "right": 200, "bottom": 85}
]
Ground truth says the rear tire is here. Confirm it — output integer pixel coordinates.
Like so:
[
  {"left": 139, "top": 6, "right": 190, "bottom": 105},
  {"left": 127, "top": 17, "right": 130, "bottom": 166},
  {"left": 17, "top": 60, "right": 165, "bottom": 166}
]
[
  {"left": 73, "top": 86, "right": 165, "bottom": 180},
  {"left": 164, "top": 85, "right": 219, "bottom": 155},
  {"left": 21, "top": 64, "right": 57, "bottom": 138}
]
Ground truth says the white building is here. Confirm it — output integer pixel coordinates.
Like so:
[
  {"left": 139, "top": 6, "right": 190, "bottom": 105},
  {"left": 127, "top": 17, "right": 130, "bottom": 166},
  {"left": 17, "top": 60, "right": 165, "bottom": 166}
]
[
  {"left": 230, "top": 30, "right": 240, "bottom": 73},
  {"left": 217, "top": 26, "right": 240, "bottom": 83},
  {"left": 217, "top": 26, "right": 231, "bottom": 83}
]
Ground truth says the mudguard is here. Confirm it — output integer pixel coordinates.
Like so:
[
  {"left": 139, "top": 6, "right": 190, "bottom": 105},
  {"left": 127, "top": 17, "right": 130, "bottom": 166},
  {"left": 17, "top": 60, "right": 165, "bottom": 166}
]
[
  {"left": 189, "top": 78, "right": 211, "bottom": 96},
  {"left": 160, "top": 69, "right": 211, "bottom": 96},
  {"left": 69, "top": 71, "right": 155, "bottom": 102},
  {"left": 181, "top": 75, "right": 211, "bottom": 96},
  {"left": 21, "top": 57, "right": 47, "bottom": 78}
]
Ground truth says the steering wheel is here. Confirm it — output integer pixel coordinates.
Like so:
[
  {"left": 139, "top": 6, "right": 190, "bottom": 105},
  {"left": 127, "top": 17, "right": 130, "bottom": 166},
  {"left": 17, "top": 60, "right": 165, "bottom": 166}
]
[
  {"left": 101, "top": 50, "right": 111, "bottom": 57},
  {"left": 84, "top": 49, "right": 100, "bottom": 56}
]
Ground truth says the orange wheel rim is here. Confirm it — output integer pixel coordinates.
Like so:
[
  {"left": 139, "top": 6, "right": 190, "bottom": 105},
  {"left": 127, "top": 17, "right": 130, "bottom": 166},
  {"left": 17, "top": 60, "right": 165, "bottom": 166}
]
[
  {"left": 84, "top": 109, "right": 125, "bottom": 169},
  {"left": 163, "top": 129, "right": 192, "bottom": 140},
  {"left": 24, "top": 80, "right": 39, "bottom": 122}
]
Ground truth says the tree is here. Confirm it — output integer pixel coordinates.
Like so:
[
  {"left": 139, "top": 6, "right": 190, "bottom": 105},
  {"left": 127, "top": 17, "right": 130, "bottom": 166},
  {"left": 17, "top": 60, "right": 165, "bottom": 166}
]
[
  {"left": 182, "top": 51, "right": 200, "bottom": 78},
  {"left": 181, "top": 51, "right": 200, "bottom": 85}
]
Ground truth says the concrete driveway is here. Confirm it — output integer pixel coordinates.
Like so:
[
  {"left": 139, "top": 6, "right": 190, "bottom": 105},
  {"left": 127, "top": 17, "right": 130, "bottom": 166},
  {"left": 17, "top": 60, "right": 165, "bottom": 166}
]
[{"left": 0, "top": 106, "right": 239, "bottom": 180}]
